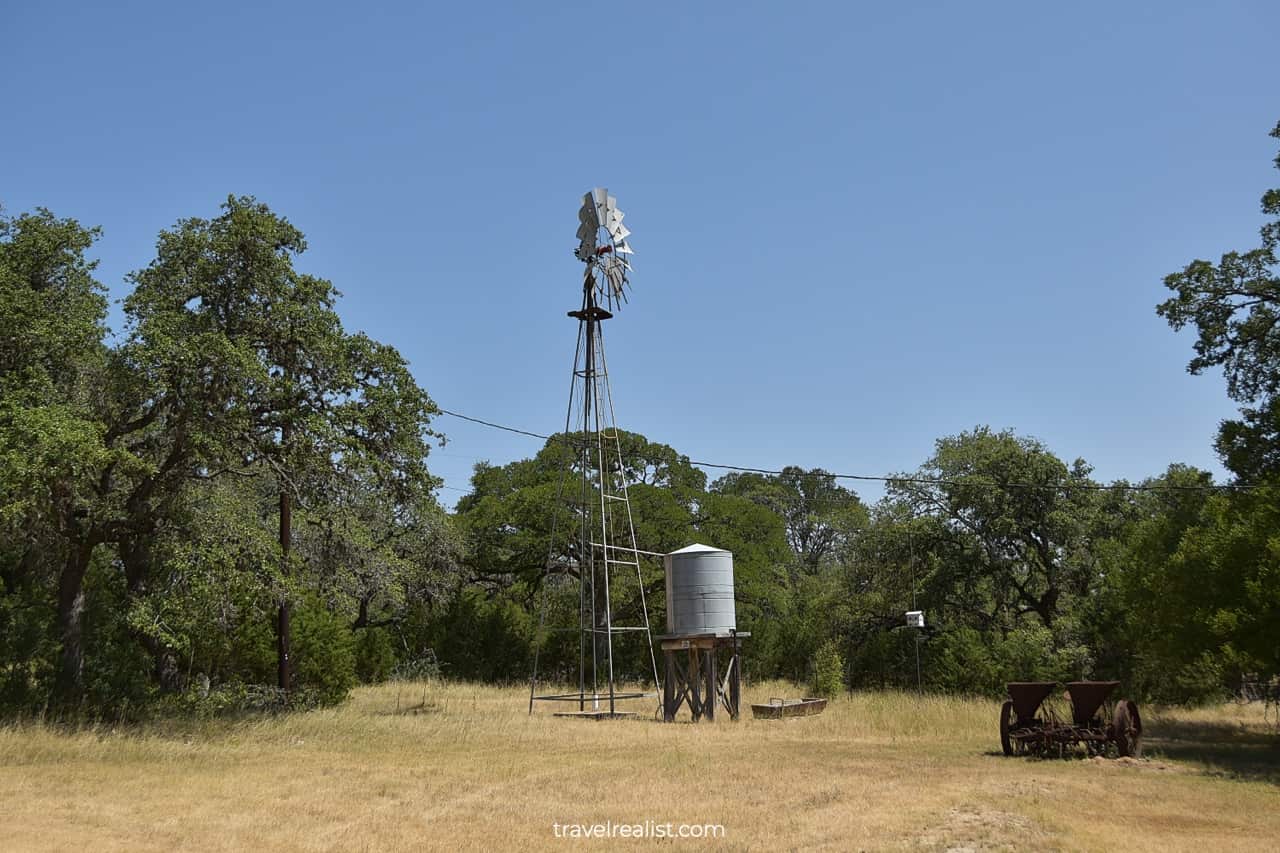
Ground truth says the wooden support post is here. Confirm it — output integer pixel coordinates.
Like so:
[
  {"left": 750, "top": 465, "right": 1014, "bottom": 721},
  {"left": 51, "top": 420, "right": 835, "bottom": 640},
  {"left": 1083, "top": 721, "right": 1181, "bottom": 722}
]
[
  {"left": 688, "top": 646, "right": 702, "bottom": 721},
  {"left": 729, "top": 640, "right": 741, "bottom": 720},
  {"left": 658, "top": 633, "right": 750, "bottom": 723},
  {"left": 704, "top": 648, "right": 717, "bottom": 722},
  {"left": 663, "top": 650, "right": 676, "bottom": 722}
]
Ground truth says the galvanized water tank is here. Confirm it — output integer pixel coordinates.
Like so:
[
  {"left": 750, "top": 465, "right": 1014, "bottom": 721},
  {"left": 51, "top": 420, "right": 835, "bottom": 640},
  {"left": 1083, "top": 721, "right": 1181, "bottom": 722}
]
[{"left": 664, "top": 543, "right": 736, "bottom": 635}]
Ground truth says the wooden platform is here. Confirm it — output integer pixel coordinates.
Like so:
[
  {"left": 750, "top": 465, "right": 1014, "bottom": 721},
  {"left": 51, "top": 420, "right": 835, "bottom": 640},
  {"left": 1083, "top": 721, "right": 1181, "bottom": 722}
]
[
  {"left": 659, "top": 631, "right": 749, "bottom": 722},
  {"left": 552, "top": 710, "right": 641, "bottom": 720}
]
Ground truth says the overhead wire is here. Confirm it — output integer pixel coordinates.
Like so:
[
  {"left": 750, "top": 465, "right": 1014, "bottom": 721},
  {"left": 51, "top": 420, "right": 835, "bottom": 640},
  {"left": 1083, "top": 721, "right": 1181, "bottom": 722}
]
[{"left": 435, "top": 407, "right": 1260, "bottom": 495}]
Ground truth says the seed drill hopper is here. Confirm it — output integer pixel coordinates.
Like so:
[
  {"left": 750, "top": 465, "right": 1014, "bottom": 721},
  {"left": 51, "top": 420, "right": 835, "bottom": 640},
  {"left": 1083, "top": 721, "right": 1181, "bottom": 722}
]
[{"left": 1000, "top": 681, "right": 1142, "bottom": 758}]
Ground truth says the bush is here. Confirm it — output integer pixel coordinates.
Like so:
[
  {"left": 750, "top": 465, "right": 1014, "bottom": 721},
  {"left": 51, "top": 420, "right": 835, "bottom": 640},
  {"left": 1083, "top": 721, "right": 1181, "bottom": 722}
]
[
  {"left": 354, "top": 627, "right": 396, "bottom": 683},
  {"left": 414, "top": 590, "right": 533, "bottom": 682},
  {"left": 291, "top": 597, "right": 356, "bottom": 706},
  {"left": 0, "top": 585, "right": 56, "bottom": 715},
  {"left": 927, "top": 626, "right": 998, "bottom": 694},
  {"left": 809, "top": 639, "right": 845, "bottom": 698}
]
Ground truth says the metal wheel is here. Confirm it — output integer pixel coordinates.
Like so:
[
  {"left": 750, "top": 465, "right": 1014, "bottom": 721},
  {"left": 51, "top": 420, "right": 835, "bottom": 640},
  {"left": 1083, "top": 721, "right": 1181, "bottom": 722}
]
[
  {"left": 1000, "top": 700, "right": 1015, "bottom": 756},
  {"left": 1112, "top": 699, "right": 1143, "bottom": 757}
]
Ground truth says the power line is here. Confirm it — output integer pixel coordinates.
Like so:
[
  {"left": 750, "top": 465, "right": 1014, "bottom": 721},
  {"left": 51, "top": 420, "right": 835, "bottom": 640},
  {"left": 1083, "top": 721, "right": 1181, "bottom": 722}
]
[
  {"left": 435, "top": 407, "right": 1259, "bottom": 494},
  {"left": 438, "top": 408, "right": 550, "bottom": 441}
]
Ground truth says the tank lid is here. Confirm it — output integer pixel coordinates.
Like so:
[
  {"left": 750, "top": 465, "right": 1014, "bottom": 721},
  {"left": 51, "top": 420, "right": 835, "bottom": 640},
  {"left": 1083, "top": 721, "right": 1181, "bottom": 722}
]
[{"left": 667, "top": 543, "right": 730, "bottom": 556}]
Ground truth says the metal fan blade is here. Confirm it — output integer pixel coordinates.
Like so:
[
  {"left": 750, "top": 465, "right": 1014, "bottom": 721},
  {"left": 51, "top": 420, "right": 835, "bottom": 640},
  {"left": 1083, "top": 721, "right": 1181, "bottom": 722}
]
[
  {"left": 602, "top": 257, "right": 628, "bottom": 295},
  {"left": 609, "top": 223, "right": 631, "bottom": 242},
  {"left": 578, "top": 193, "right": 598, "bottom": 228}
]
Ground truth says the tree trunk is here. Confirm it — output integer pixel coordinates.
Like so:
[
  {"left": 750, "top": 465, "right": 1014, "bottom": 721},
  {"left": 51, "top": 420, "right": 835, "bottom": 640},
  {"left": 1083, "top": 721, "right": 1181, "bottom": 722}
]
[
  {"left": 120, "top": 532, "right": 183, "bottom": 691},
  {"left": 54, "top": 542, "right": 95, "bottom": 702}
]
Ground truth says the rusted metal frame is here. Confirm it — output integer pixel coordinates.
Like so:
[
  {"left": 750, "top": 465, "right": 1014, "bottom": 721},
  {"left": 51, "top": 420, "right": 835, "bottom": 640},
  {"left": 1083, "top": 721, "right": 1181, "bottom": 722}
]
[{"left": 1064, "top": 681, "right": 1119, "bottom": 726}]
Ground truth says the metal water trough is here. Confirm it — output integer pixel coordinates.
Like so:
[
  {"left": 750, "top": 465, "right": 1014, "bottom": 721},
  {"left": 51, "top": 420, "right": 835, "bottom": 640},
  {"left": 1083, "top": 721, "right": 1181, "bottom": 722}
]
[
  {"left": 1000, "top": 681, "right": 1142, "bottom": 758},
  {"left": 749, "top": 697, "right": 828, "bottom": 720}
]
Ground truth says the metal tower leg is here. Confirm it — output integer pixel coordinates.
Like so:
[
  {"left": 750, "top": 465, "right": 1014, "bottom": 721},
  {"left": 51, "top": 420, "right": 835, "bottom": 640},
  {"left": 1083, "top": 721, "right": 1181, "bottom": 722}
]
[{"left": 528, "top": 275, "right": 660, "bottom": 718}]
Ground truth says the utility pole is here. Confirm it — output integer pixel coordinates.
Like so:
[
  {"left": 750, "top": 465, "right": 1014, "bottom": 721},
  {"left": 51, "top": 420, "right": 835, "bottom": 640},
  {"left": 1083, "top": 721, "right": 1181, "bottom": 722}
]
[
  {"left": 910, "top": 530, "right": 922, "bottom": 694},
  {"left": 276, "top": 350, "right": 294, "bottom": 694},
  {"left": 277, "top": 414, "right": 292, "bottom": 693}
]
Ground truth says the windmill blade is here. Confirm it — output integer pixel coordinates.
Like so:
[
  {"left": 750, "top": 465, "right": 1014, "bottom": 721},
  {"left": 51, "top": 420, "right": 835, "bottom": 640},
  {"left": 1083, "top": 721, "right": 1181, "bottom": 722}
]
[
  {"left": 591, "top": 188, "right": 609, "bottom": 222},
  {"left": 578, "top": 194, "right": 599, "bottom": 233},
  {"left": 614, "top": 239, "right": 634, "bottom": 255},
  {"left": 580, "top": 191, "right": 599, "bottom": 222},
  {"left": 576, "top": 192, "right": 601, "bottom": 261},
  {"left": 602, "top": 256, "right": 629, "bottom": 297}
]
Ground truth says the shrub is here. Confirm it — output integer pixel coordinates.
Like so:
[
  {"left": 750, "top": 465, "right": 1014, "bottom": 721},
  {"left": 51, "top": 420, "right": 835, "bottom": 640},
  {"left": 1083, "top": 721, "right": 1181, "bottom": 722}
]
[
  {"left": 354, "top": 627, "right": 396, "bottom": 684},
  {"left": 291, "top": 597, "right": 356, "bottom": 706},
  {"left": 809, "top": 639, "right": 845, "bottom": 698}
]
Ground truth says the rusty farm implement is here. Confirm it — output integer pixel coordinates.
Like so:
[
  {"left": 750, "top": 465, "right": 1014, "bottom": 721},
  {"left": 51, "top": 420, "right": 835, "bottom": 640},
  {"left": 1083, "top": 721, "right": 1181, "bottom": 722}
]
[{"left": 1000, "top": 681, "right": 1143, "bottom": 758}]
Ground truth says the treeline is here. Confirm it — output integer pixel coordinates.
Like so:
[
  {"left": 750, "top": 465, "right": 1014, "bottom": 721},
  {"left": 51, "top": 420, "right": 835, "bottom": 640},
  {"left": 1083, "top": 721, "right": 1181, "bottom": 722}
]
[
  {"left": 2, "top": 121, "right": 1278, "bottom": 716},
  {"left": 0, "top": 197, "right": 459, "bottom": 716},
  {"left": 450, "top": 429, "right": 1276, "bottom": 704}
]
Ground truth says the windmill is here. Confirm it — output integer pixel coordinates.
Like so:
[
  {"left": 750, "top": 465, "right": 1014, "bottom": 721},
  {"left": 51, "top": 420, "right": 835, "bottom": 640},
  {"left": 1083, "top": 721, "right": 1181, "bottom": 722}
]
[{"left": 528, "top": 189, "right": 660, "bottom": 718}]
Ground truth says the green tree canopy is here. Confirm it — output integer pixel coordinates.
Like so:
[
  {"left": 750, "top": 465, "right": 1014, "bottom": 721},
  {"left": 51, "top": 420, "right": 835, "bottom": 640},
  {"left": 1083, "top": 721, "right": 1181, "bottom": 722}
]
[{"left": 1158, "top": 120, "right": 1280, "bottom": 479}]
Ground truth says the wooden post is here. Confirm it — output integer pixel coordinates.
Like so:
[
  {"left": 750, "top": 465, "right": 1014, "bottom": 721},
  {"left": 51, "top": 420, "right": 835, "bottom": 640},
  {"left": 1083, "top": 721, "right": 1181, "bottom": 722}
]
[
  {"left": 729, "top": 638, "right": 741, "bottom": 720},
  {"left": 687, "top": 646, "right": 702, "bottom": 721},
  {"left": 659, "top": 633, "right": 749, "bottom": 723},
  {"left": 704, "top": 648, "right": 717, "bottom": 722},
  {"left": 663, "top": 650, "right": 676, "bottom": 722}
]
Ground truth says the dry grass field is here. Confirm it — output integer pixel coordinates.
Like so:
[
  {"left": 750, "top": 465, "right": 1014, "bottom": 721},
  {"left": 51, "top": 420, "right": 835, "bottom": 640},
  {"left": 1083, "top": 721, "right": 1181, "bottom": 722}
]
[{"left": 2, "top": 681, "right": 1278, "bottom": 851}]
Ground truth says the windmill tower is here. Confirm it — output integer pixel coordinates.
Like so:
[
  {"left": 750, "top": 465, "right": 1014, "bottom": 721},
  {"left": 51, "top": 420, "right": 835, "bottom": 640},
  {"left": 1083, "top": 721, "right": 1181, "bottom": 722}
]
[{"left": 528, "top": 189, "right": 661, "bottom": 718}]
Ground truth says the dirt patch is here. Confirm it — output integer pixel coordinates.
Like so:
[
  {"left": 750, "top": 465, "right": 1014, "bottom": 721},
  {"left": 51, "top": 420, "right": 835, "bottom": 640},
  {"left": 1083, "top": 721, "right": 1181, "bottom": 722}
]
[
  {"left": 998, "top": 779, "right": 1054, "bottom": 798},
  {"left": 916, "top": 805, "right": 1051, "bottom": 852},
  {"left": 1087, "top": 755, "right": 1182, "bottom": 772}
]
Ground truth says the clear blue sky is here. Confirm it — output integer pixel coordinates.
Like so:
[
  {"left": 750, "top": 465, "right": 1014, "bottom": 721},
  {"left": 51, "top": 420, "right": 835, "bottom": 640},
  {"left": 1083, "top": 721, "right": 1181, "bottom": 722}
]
[{"left": 5, "top": 1, "right": 1277, "bottom": 504}]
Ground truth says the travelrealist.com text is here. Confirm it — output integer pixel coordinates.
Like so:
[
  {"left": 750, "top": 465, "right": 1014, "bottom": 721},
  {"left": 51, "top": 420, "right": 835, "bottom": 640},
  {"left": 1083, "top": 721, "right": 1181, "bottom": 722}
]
[{"left": 552, "top": 821, "right": 726, "bottom": 840}]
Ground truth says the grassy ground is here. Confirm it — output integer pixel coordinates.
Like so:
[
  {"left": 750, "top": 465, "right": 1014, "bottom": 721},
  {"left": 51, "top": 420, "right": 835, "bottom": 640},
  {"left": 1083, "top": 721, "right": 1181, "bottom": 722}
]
[{"left": 2, "top": 681, "right": 1277, "bottom": 851}]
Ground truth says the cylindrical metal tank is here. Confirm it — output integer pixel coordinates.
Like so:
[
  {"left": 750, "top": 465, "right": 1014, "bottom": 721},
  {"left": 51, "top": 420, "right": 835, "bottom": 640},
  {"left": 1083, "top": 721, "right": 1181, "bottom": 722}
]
[{"left": 664, "top": 543, "right": 736, "bottom": 635}]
